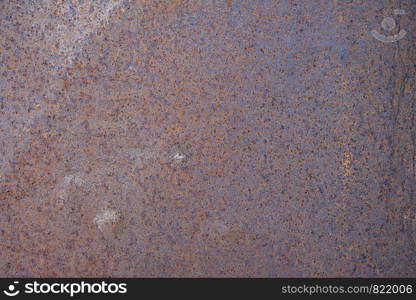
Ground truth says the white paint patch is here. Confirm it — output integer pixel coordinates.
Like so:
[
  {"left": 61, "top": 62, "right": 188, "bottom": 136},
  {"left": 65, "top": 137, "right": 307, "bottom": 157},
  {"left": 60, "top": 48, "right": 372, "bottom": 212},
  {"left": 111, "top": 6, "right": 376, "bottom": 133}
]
[
  {"left": 56, "top": 173, "right": 85, "bottom": 206},
  {"left": 2, "top": 1, "right": 126, "bottom": 183},
  {"left": 62, "top": 174, "right": 85, "bottom": 186},
  {"left": 94, "top": 209, "right": 120, "bottom": 231},
  {"left": 173, "top": 153, "right": 186, "bottom": 161},
  {"left": 40, "top": 0, "right": 124, "bottom": 67}
]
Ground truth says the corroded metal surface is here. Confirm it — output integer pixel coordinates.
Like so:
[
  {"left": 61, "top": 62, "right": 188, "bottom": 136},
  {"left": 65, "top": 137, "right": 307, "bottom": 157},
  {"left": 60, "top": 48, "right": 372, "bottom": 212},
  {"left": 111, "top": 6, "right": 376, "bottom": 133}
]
[{"left": 0, "top": 0, "right": 415, "bottom": 277}]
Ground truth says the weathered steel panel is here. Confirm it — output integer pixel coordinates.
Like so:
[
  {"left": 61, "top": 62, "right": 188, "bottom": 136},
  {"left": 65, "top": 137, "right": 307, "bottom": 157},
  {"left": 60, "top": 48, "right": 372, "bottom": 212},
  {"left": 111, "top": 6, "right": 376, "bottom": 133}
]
[{"left": 0, "top": 0, "right": 414, "bottom": 277}]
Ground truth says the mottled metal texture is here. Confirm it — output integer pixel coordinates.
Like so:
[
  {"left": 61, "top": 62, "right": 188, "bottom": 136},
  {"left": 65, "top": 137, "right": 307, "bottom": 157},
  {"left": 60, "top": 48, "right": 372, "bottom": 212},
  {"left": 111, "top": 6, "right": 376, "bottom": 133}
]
[{"left": 0, "top": 0, "right": 415, "bottom": 277}]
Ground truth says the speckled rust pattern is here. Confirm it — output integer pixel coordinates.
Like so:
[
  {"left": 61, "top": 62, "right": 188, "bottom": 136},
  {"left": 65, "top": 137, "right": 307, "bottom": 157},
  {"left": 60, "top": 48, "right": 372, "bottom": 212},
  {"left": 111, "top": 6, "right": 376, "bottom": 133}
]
[{"left": 0, "top": 0, "right": 415, "bottom": 277}]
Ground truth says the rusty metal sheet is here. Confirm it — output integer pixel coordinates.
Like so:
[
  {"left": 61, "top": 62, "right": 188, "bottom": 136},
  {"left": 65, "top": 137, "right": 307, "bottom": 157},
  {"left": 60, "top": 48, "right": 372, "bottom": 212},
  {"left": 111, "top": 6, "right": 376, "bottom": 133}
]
[{"left": 0, "top": 0, "right": 415, "bottom": 277}]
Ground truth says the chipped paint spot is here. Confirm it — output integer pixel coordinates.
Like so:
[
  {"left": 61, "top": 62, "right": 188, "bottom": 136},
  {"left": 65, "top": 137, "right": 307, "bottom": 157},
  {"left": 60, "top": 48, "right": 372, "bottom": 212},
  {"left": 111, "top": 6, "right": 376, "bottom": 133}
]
[
  {"left": 56, "top": 173, "right": 85, "bottom": 206},
  {"left": 63, "top": 174, "right": 85, "bottom": 187},
  {"left": 93, "top": 209, "right": 120, "bottom": 232},
  {"left": 173, "top": 153, "right": 186, "bottom": 161}
]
